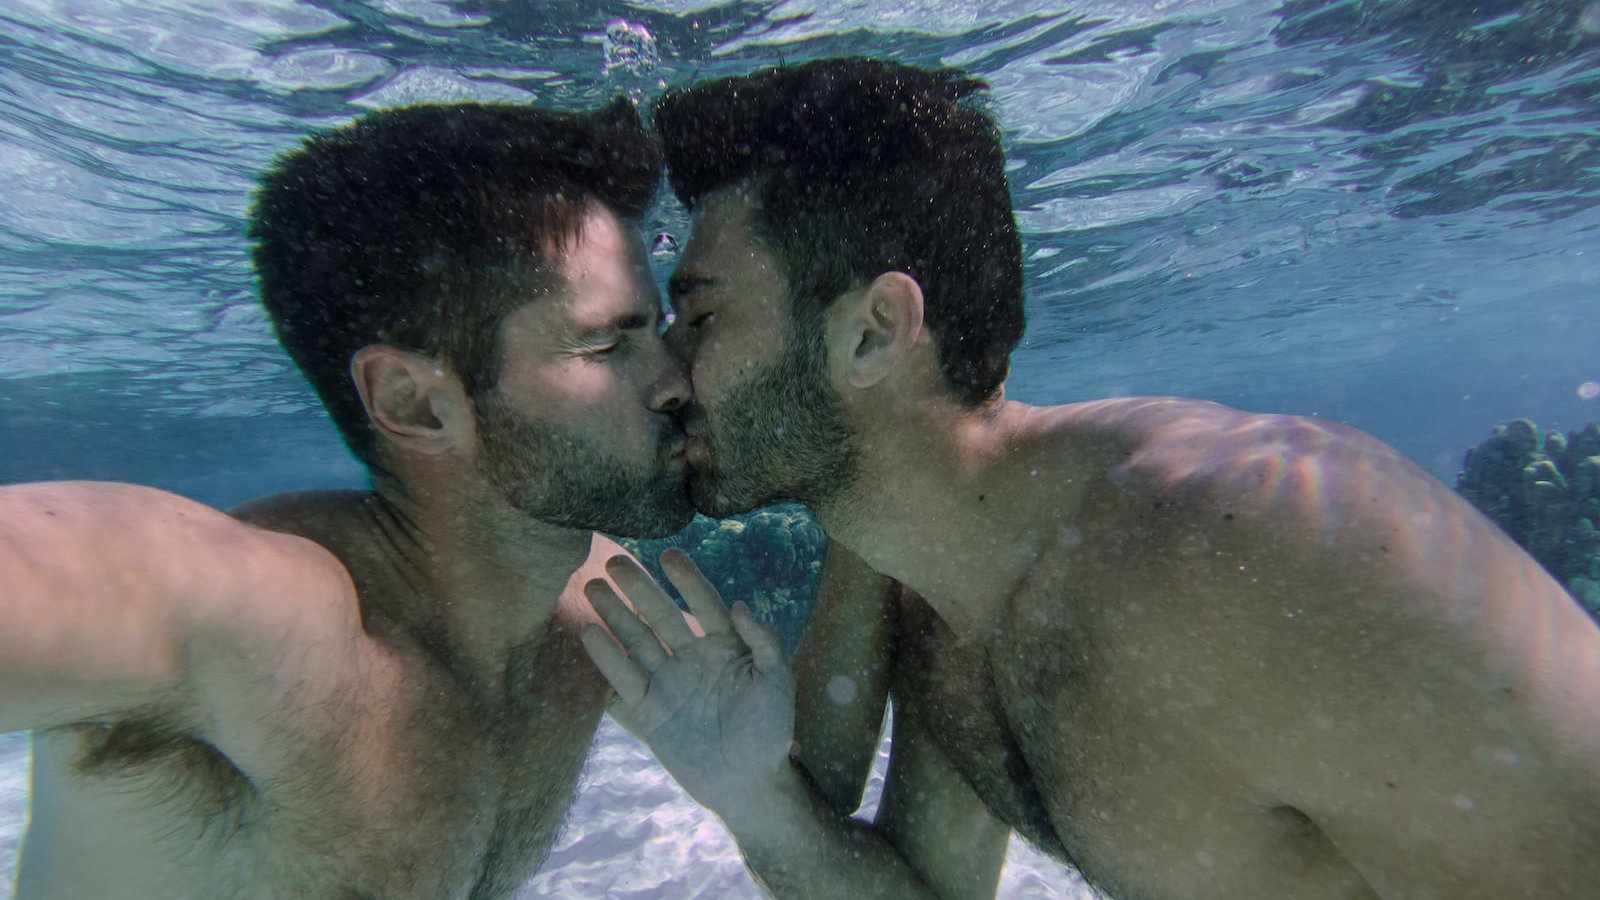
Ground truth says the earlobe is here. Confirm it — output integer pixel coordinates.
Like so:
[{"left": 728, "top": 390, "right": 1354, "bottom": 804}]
[
  {"left": 839, "top": 272, "right": 925, "bottom": 390},
  {"left": 351, "top": 346, "right": 466, "bottom": 454}
]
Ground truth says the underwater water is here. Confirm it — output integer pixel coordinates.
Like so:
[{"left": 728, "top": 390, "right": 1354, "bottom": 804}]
[{"left": 1, "top": 0, "right": 1598, "bottom": 897}]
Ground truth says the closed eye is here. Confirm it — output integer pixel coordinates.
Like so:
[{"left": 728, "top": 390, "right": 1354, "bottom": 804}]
[{"left": 586, "top": 336, "right": 625, "bottom": 356}]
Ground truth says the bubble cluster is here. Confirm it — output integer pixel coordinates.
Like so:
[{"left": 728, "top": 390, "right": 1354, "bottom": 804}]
[{"left": 602, "top": 19, "right": 657, "bottom": 77}]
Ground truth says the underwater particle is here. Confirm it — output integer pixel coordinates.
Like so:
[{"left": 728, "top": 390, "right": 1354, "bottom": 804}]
[
  {"left": 826, "top": 675, "right": 859, "bottom": 706},
  {"left": 602, "top": 19, "right": 658, "bottom": 76},
  {"left": 1452, "top": 794, "right": 1475, "bottom": 812},
  {"left": 650, "top": 231, "right": 679, "bottom": 258},
  {"left": 1578, "top": 381, "right": 1599, "bottom": 400}
]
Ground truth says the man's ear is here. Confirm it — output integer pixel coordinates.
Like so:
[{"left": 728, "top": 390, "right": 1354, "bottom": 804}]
[
  {"left": 831, "top": 271, "right": 926, "bottom": 391},
  {"left": 350, "top": 345, "right": 472, "bottom": 455}
]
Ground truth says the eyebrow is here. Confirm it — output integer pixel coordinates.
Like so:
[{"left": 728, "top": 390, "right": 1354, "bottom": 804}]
[
  {"left": 668, "top": 273, "right": 716, "bottom": 302},
  {"left": 577, "top": 310, "right": 655, "bottom": 342}
]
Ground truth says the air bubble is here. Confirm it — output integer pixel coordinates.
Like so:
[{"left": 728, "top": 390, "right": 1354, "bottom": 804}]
[
  {"left": 1577, "top": 381, "right": 1599, "bottom": 400},
  {"left": 826, "top": 675, "right": 859, "bottom": 706}
]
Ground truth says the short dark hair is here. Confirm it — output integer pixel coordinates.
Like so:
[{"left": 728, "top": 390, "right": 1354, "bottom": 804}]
[
  {"left": 654, "top": 58, "right": 1023, "bottom": 404},
  {"left": 249, "top": 98, "right": 660, "bottom": 467}
]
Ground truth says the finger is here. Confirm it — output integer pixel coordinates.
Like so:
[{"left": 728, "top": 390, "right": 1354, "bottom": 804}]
[
  {"left": 580, "top": 625, "right": 649, "bottom": 704},
  {"left": 584, "top": 578, "right": 669, "bottom": 672},
  {"left": 730, "top": 601, "right": 786, "bottom": 673},
  {"left": 679, "top": 611, "right": 707, "bottom": 638},
  {"left": 604, "top": 554, "right": 697, "bottom": 650},
  {"left": 660, "top": 549, "right": 733, "bottom": 635}
]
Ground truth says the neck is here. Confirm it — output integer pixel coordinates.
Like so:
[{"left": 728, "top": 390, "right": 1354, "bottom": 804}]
[
  {"left": 815, "top": 398, "right": 1055, "bottom": 641},
  {"left": 362, "top": 473, "right": 592, "bottom": 695}
]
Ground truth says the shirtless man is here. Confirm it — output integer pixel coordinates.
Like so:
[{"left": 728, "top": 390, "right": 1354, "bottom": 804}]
[
  {"left": 2, "top": 99, "right": 692, "bottom": 899},
  {"left": 581, "top": 59, "right": 1600, "bottom": 899}
]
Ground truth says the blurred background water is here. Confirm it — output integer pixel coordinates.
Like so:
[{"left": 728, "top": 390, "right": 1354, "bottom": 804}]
[{"left": 2, "top": 0, "right": 1598, "bottom": 897}]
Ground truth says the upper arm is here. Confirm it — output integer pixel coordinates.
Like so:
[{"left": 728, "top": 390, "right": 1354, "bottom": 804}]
[
  {"left": 792, "top": 541, "right": 898, "bottom": 816},
  {"left": 790, "top": 545, "right": 1007, "bottom": 898},
  {"left": 0, "top": 481, "right": 360, "bottom": 737},
  {"left": 1188, "top": 425, "right": 1600, "bottom": 897},
  {"left": 877, "top": 701, "right": 1008, "bottom": 900}
]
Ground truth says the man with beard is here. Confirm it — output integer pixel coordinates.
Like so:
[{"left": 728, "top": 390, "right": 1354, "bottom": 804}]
[
  {"left": 0, "top": 99, "right": 693, "bottom": 899},
  {"left": 582, "top": 59, "right": 1600, "bottom": 900}
]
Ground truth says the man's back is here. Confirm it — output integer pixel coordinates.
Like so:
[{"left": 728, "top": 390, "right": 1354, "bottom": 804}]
[{"left": 8, "top": 485, "right": 613, "bottom": 900}]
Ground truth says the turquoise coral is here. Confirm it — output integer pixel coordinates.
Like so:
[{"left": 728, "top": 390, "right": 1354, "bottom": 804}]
[{"left": 1456, "top": 419, "right": 1600, "bottom": 615}]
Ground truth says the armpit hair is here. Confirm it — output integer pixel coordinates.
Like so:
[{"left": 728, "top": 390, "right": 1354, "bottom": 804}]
[{"left": 65, "top": 709, "right": 257, "bottom": 841}]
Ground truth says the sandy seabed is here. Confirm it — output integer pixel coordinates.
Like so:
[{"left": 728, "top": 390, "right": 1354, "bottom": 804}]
[{"left": 0, "top": 720, "right": 1090, "bottom": 898}]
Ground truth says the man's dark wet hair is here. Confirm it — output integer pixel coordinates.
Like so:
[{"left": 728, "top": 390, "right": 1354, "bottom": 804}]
[
  {"left": 250, "top": 99, "right": 660, "bottom": 468},
  {"left": 654, "top": 58, "right": 1023, "bottom": 405}
]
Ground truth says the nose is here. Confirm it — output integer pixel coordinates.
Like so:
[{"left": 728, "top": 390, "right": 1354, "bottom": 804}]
[
  {"left": 651, "top": 344, "right": 692, "bottom": 415},
  {"left": 663, "top": 318, "right": 689, "bottom": 361}
]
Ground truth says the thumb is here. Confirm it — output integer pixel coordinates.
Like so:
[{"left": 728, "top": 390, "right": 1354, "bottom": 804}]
[{"left": 730, "top": 601, "right": 785, "bottom": 673}]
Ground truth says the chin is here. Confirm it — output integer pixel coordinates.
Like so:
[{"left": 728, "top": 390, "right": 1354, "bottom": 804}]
[
  {"left": 620, "top": 482, "right": 698, "bottom": 537},
  {"left": 688, "top": 474, "right": 764, "bottom": 520}
]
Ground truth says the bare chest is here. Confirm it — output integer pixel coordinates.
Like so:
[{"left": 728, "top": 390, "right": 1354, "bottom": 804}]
[
  {"left": 899, "top": 569, "right": 1375, "bottom": 900},
  {"left": 31, "top": 636, "right": 608, "bottom": 900}
]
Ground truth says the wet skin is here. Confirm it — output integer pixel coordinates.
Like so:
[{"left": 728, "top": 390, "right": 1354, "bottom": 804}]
[
  {"left": 3, "top": 206, "right": 698, "bottom": 900},
  {"left": 588, "top": 187, "right": 1600, "bottom": 900}
]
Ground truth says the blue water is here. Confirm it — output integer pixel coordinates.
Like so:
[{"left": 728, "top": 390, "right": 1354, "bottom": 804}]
[{"left": 1, "top": 0, "right": 1598, "bottom": 897}]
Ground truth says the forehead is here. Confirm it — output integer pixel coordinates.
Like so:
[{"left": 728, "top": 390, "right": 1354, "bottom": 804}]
[
  {"left": 675, "top": 187, "right": 774, "bottom": 285},
  {"left": 681, "top": 184, "right": 763, "bottom": 265},
  {"left": 504, "top": 204, "right": 657, "bottom": 335}
]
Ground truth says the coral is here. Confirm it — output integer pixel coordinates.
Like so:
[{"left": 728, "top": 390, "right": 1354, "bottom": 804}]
[
  {"left": 1457, "top": 419, "right": 1600, "bottom": 615},
  {"left": 619, "top": 503, "right": 826, "bottom": 655}
]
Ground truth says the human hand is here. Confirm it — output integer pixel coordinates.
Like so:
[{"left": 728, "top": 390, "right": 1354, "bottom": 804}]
[{"left": 580, "top": 549, "right": 796, "bottom": 819}]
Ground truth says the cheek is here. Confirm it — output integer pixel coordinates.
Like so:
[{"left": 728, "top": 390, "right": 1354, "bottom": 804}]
[
  {"left": 693, "top": 329, "right": 771, "bottom": 393},
  {"left": 690, "top": 346, "right": 742, "bottom": 406},
  {"left": 501, "top": 362, "right": 618, "bottom": 420}
]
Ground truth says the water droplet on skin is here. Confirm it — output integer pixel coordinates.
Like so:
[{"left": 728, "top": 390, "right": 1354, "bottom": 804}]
[{"left": 826, "top": 675, "right": 859, "bottom": 706}]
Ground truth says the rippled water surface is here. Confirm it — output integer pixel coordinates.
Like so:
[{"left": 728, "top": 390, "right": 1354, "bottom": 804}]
[{"left": 2, "top": 0, "right": 1599, "bottom": 897}]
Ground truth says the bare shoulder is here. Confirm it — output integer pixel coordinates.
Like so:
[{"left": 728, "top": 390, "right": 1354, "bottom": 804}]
[
  {"left": 0, "top": 481, "right": 369, "bottom": 753},
  {"left": 220, "top": 489, "right": 370, "bottom": 641},
  {"left": 1, "top": 480, "right": 357, "bottom": 634},
  {"left": 1041, "top": 408, "right": 1600, "bottom": 893},
  {"left": 1035, "top": 397, "right": 1424, "bottom": 539}
]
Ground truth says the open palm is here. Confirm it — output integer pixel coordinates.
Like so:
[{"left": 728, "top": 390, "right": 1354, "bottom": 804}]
[{"left": 581, "top": 550, "right": 795, "bottom": 818}]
